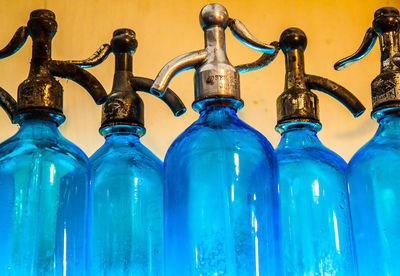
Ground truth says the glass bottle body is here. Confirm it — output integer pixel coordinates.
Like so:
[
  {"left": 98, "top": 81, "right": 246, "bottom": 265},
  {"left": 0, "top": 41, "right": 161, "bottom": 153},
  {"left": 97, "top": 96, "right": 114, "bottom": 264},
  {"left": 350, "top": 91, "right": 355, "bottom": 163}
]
[
  {"left": 347, "top": 111, "right": 400, "bottom": 275},
  {"left": 0, "top": 117, "right": 89, "bottom": 276},
  {"left": 276, "top": 123, "right": 357, "bottom": 276},
  {"left": 89, "top": 126, "right": 163, "bottom": 276},
  {"left": 164, "top": 103, "right": 281, "bottom": 276}
]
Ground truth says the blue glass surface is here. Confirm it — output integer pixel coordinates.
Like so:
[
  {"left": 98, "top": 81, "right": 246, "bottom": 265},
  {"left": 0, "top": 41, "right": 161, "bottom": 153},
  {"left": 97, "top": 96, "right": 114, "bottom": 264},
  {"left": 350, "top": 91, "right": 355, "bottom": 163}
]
[
  {"left": 276, "top": 122, "right": 357, "bottom": 275},
  {"left": 164, "top": 101, "right": 281, "bottom": 276},
  {"left": 0, "top": 116, "right": 89, "bottom": 275},
  {"left": 89, "top": 125, "right": 163, "bottom": 276},
  {"left": 347, "top": 110, "right": 400, "bottom": 275}
]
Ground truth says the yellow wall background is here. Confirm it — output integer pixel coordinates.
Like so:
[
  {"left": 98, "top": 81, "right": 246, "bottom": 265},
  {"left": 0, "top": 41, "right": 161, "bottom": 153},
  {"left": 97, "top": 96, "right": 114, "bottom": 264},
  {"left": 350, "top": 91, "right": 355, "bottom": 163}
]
[{"left": 0, "top": 0, "right": 398, "bottom": 161}]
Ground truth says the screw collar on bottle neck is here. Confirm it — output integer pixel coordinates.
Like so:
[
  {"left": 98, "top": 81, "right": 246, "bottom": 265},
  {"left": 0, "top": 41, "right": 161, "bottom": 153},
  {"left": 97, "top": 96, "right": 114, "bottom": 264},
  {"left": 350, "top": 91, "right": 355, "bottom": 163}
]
[
  {"left": 276, "top": 28, "right": 365, "bottom": 131},
  {"left": 71, "top": 28, "right": 186, "bottom": 136},
  {"left": 335, "top": 7, "right": 400, "bottom": 118},
  {"left": 0, "top": 9, "right": 108, "bottom": 126},
  {"left": 150, "top": 3, "right": 279, "bottom": 112}
]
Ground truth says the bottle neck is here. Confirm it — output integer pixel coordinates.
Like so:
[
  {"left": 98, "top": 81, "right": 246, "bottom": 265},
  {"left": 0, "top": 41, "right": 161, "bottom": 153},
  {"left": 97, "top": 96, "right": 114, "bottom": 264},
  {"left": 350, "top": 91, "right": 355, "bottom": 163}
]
[
  {"left": 374, "top": 112, "right": 400, "bottom": 139},
  {"left": 277, "top": 121, "right": 322, "bottom": 149},
  {"left": 100, "top": 125, "right": 145, "bottom": 140},
  {"left": 14, "top": 111, "right": 65, "bottom": 126},
  {"left": 194, "top": 98, "right": 243, "bottom": 114},
  {"left": 373, "top": 106, "right": 400, "bottom": 120},
  {"left": 197, "top": 102, "right": 239, "bottom": 121},
  {"left": 17, "top": 117, "right": 61, "bottom": 139}
]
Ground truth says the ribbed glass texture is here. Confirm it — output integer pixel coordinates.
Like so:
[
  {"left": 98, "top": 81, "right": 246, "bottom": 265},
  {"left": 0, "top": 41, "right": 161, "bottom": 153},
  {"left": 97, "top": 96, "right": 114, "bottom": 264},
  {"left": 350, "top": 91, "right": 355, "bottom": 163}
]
[
  {"left": 0, "top": 118, "right": 89, "bottom": 275},
  {"left": 164, "top": 103, "right": 281, "bottom": 276},
  {"left": 89, "top": 126, "right": 163, "bottom": 276},
  {"left": 347, "top": 111, "right": 400, "bottom": 275},
  {"left": 276, "top": 122, "right": 357, "bottom": 275}
]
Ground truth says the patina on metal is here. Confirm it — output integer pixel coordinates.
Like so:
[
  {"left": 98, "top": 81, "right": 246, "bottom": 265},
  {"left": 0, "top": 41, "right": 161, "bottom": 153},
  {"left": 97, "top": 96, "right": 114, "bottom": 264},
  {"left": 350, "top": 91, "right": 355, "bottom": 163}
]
[
  {"left": 150, "top": 3, "right": 279, "bottom": 111},
  {"left": 235, "top": 41, "right": 280, "bottom": 74},
  {"left": 275, "top": 28, "right": 365, "bottom": 129},
  {"left": 0, "top": 87, "right": 17, "bottom": 121},
  {"left": 0, "top": 9, "right": 108, "bottom": 125},
  {"left": 335, "top": 7, "right": 400, "bottom": 117},
  {"left": 71, "top": 28, "right": 186, "bottom": 135}
]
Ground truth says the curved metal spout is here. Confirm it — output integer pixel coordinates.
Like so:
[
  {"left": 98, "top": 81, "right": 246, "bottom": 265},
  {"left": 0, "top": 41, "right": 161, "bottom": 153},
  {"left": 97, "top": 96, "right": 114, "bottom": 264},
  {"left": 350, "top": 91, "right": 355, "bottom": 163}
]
[
  {"left": 150, "top": 49, "right": 208, "bottom": 97},
  {"left": 306, "top": 75, "right": 365, "bottom": 117},
  {"left": 0, "top": 87, "right": 17, "bottom": 122},
  {"left": 69, "top": 44, "right": 111, "bottom": 68},
  {"left": 131, "top": 76, "right": 186, "bottom": 116},
  {"left": 334, "top": 28, "right": 377, "bottom": 70},
  {"left": 235, "top": 41, "right": 280, "bottom": 73},
  {"left": 49, "top": 60, "right": 108, "bottom": 104},
  {"left": 0, "top": 26, "right": 28, "bottom": 59},
  {"left": 228, "top": 18, "right": 277, "bottom": 53}
]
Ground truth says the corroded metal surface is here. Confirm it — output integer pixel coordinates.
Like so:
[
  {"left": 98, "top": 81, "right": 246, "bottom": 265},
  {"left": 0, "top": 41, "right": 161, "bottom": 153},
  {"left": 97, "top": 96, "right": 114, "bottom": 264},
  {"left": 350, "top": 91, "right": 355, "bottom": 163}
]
[
  {"left": 0, "top": 26, "right": 28, "bottom": 59},
  {"left": 235, "top": 42, "right": 280, "bottom": 73},
  {"left": 0, "top": 9, "right": 108, "bottom": 125},
  {"left": 335, "top": 7, "right": 400, "bottom": 116},
  {"left": 72, "top": 28, "right": 186, "bottom": 132},
  {"left": 0, "top": 87, "right": 17, "bottom": 121},
  {"left": 150, "top": 3, "right": 278, "bottom": 111},
  {"left": 70, "top": 44, "right": 111, "bottom": 68},
  {"left": 276, "top": 28, "right": 365, "bottom": 127}
]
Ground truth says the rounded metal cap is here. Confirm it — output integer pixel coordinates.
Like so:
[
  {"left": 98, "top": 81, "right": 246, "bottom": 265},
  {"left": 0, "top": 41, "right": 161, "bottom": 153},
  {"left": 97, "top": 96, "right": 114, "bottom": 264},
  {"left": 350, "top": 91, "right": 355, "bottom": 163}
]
[
  {"left": 30, "top": 9, "right": 56, "bottom": 20},
  {"left": 111, "top": 28, "right": 138, "bottom": 54},
  {"left": 28, "top": 9, "right": 57, "bottom": 38},
  {"left": 279, "top": 28, "right": 307, "bottom": 52},
  {"left": 199, "top": 3, "right": 229, "bottom": 30},
  {"left": 373, "top": 7, "right": 400, "bottom": 33},
  {"left": 374, "top": 7, "right": 399, "bottom": 18}
]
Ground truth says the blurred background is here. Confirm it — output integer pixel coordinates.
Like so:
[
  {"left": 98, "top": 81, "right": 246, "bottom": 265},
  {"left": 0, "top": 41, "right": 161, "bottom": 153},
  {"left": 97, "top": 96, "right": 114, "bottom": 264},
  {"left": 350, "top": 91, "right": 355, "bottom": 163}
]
[{"left": 0, "top": 0, "right": 398, "bottom": 161}]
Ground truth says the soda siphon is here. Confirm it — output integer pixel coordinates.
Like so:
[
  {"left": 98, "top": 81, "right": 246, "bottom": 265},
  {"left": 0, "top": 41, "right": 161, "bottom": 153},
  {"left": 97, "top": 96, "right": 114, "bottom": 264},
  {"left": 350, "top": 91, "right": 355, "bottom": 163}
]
[
  {"left": 335, "top": 7, "right": 400, "bottom": 275},
  {"left": 151, "top": 4, "right": 281, "bottom": 276},
  {"left": 272, "top": 28, "right": 364, "bottom": 275},
  {"left": 72, "top": 28, "right": 186, "bottom": 275},
  {"left": 0, "top": 10, "right": 107, "bottom": 275}
]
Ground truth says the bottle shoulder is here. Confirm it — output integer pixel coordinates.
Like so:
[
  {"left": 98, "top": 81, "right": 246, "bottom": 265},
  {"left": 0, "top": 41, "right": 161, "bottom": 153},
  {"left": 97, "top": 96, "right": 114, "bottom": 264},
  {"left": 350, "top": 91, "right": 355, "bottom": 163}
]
[
  {"left": 166, "top": 115, "right": 275, "bottom": 160},
  {"left": 90, "top": 140, "right": 163, "bottom": 191},
  {"left": 90, "top": 139, "right": 162, "bottom": 172},
  {"left": 276, "top": 142, "right": 347, "bottom": 173},
  {"left": 348, "top": 135, "right": 400, "bottom": 169},
  {"left": 0, "top": 130, "right": 89, "bottom": 166}
]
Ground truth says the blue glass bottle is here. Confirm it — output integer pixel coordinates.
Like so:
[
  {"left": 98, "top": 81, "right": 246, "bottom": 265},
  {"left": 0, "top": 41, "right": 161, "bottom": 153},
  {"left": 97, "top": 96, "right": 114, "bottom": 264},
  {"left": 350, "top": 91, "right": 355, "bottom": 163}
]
[
  {"left": 347, "top": 111, "right": 400, "bottom": 275},
  {"left": 74, "top": 29, "right": 186, "bottom": 275},
  {"left": 0, "top": 116, "right": 90, "bottom": 275},
  {"left": 335, "top": 7, "right": 400, "bottom": 275},
  {"left": 275, "top": 28, "right": 364, "bottom": 275},
  {"left": 0, "top": 10, "right": 107, "bottom": 275},
  {"left": 163, "top": 102, "right": 279, "bottom": 275},
  {"left": 90, "top": 126, "right": 163, "bottom": 275},
  {"left": 277, "top": 123, "right": 358, "bottom": 275},
  {"left": 150, "top": 4, "right": 281, "bottom": 275}
]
